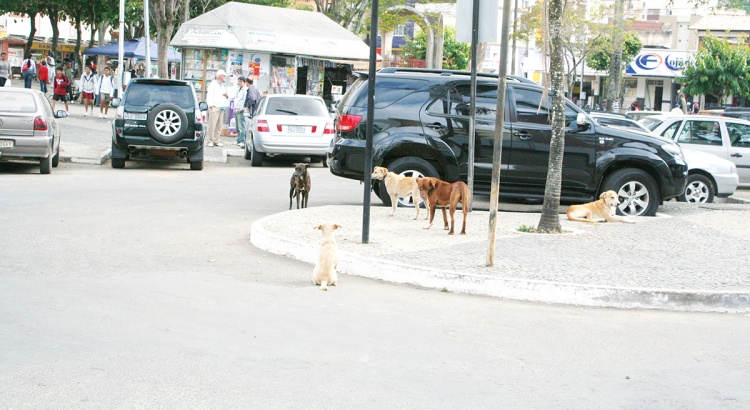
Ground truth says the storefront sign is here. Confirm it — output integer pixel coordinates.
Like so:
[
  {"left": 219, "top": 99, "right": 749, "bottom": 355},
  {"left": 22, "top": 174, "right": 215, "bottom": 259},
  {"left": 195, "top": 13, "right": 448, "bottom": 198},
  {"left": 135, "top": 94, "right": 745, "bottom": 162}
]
[
  {"left": 181, "top": 29, "right": 227, "bottom": 46},
  {"left": 31, "top": 43, "right": 82, "bottom": 53},
  {"left": 625, "top": 50, "right": 691, "bottom": 77}
]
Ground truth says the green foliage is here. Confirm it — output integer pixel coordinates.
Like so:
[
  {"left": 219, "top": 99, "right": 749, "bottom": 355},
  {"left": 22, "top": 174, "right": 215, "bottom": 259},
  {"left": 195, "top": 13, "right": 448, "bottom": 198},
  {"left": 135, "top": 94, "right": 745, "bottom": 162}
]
[
  {"left": 679, "top": 34, "right": 750, "bottom": 103},
  {"left": 586, "top": 31, "right": 642, "bottom": 71},
  {"left": 403, "top": 26, "right": 469, "bottom": 70},
  {"left": 719, "top": 0, "right": 750, "bottom": 13}
]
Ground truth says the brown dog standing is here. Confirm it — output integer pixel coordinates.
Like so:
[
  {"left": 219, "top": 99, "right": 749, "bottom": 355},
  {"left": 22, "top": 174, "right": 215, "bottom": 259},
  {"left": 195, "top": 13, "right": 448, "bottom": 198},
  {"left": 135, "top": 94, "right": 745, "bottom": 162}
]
[
  {"left": 417, "top": 177, "right": 471, "bottom": 235},
  {"left": 289, "top": 163, "right": 311, "bottom": 209}
]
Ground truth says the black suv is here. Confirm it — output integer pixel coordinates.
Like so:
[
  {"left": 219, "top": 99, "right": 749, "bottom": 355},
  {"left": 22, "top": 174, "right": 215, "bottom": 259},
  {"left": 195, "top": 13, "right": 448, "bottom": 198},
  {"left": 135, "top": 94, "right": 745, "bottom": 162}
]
[
  {"left": 330, "top": 68, "right": 688, "bottom": 216},
  {"left": 111, "top": 78, "right": 208, "bottom": 170}
]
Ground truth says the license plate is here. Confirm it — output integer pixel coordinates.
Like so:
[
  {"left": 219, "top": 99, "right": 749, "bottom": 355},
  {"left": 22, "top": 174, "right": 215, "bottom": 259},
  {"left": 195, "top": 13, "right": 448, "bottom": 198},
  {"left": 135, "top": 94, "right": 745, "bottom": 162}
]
[
  {"left": 124, "top": 112, "right": 147, "bottom": 120},
  {"left": 0, "top": 140, "right": 13, "bottom": 148},
  {"left": 287, "top": 125, "right": 305, "bottom": 133}
]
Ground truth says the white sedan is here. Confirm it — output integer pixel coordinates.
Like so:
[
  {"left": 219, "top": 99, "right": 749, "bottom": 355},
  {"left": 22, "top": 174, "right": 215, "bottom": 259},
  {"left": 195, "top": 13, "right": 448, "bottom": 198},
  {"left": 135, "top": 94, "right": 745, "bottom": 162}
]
[
  {"left": 590, "top": 112, "right": 738, "bottom": 203},
  {"left": 244, "top": 94, "right": 334, "bottom": 167},
  {"left": 644, "top": 114, "right": 750, "bottom": 187}
]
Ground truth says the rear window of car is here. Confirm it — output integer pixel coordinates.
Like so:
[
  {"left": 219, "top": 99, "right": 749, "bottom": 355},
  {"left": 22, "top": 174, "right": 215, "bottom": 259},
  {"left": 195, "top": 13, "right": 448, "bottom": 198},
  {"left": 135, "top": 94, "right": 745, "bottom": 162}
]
[
  {"left": 264, "top": 97, "right": 327, "bottom": 117},
  {"left": 348, "top": 77, "right": 428, "bottom": 109},
  {"left": 0, "top": 92, "right": 37, "bottom": 113},
  {"left": 124, "top": 83, "right": 194, "bottom": 109}
]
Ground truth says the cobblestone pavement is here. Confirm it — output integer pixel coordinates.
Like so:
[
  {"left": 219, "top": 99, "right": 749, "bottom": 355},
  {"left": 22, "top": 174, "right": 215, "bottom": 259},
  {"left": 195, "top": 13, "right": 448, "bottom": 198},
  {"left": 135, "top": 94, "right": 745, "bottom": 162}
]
[{"left": 259, "top": 201, "right": 750, "bottom": 292}]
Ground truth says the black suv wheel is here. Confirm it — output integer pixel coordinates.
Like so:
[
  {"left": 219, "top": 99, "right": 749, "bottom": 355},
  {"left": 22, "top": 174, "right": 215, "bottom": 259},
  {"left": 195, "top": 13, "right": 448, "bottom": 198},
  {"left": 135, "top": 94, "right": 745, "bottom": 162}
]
[{"left": 377, "top": 157, "right": 438, "bottom": 207}]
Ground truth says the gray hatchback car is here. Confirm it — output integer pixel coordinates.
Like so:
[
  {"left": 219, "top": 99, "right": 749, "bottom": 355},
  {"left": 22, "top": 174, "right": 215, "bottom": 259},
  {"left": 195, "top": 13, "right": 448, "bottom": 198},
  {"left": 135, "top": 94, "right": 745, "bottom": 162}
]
[{"left": 0, "top": 88, "right": 68, "bottom": 174}]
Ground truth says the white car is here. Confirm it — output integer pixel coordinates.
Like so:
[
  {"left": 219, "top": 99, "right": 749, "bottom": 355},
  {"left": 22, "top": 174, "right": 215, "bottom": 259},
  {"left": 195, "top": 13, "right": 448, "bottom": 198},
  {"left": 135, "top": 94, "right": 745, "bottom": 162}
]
[
  {"left": 590, "top": 112, "right": 738, "bottom": 202},
  {"left": 244, "top": 94, "right": 334, "bottom": 167},
  {"left": 645, "top": 114, "right": 750, "bottom": 187}
]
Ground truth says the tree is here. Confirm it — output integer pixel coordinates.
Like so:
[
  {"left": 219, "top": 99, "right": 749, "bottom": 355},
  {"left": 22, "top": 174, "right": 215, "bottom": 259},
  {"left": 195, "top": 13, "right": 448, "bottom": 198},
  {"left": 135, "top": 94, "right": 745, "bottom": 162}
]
[
  {"left": 536, "top": 0, "right": 567, "bottom": 234},
  {"left": 679, "top": 35, "right": 750, "bottom": 107},
  {"left": 586, "top": 31, "right": 642, "bottom": 72},
  {"left": 403, "top": 26, "right": 469, "bottom": 70},
  {"left": 719, "top": 0, "right": 750, "bottom": 13}
]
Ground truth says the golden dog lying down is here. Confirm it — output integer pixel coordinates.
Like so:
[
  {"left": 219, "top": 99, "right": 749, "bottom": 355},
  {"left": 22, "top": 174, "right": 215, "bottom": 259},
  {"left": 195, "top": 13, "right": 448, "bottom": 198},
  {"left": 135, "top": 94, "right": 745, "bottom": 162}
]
[{"left": 566, "top": 190, "right": 635, "bottom": 223}]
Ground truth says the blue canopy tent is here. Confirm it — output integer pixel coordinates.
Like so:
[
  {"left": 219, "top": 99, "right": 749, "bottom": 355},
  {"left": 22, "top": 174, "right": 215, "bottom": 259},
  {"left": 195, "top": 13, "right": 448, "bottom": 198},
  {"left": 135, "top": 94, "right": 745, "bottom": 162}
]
[{"left": 83, "top": 37, "right": 181, "bottom": 62}]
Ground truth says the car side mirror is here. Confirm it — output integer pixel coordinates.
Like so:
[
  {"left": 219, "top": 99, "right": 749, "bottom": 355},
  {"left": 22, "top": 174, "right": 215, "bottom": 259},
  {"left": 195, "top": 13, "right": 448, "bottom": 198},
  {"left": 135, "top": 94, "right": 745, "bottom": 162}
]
[
  {"left": 111, "top": 98, "right": 121, "bottom": 108},
  {"left": 576, "top": 112, "right": 591, "bottom": 131},
  {"left": 55, "top": 110, "right": 69, "bottom": 119},
  {"left": 199, "top": 102, "right": 208, "bottom": 111}
]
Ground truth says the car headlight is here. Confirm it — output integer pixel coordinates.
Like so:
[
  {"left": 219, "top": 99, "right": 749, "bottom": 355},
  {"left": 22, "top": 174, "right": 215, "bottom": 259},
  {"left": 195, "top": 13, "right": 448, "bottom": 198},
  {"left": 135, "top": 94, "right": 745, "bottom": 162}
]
[{"left": 661, "top": 142, "right": 685, "bottom": 161}]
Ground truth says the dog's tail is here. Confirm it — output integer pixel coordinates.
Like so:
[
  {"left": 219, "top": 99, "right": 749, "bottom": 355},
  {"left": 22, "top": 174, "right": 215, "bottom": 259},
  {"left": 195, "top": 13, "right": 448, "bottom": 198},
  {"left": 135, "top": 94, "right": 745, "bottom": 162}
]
[
  {"left": 320, "top": 280, "right": 328, "bottom": 291},
  {"left": 460, "top": 182, "right": 472, "bottom": 212}
]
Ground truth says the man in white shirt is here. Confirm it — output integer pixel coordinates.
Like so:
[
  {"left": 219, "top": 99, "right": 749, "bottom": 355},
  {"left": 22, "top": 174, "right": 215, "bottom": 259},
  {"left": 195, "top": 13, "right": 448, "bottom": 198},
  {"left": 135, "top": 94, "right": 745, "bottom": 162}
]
[
  {"left": 205, "top": 69, "right": 229, "bottom": 147},
  {"left": 97, "top": 66, "right": 115, "bottom": 118},
  {"left": 233, "top": 77, "right": 248, "bottom": 148}
]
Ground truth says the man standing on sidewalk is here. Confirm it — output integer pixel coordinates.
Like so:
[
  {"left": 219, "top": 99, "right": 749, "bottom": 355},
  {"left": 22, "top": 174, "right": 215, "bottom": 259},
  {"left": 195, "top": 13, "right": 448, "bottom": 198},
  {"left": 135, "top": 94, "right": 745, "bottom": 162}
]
[
  {"left": 97, "top": 66, "right": 114, "bottom": 118},
  {"left": 78, "top": 65, "right": 97, "bottom": 116},
  {"left": 205, "top": 69, "right": 228, "bottom": 147},
  {"left": 233, "top": 76, "right": 248, "bottom": 148},
  {"left": 0, "top": 52, "right": 11, "bottom": 87},
  {"left": 245, "top": 78, "right": 261, "bottom": 116},
  {"left": 51, "top": 66, "right": 71, "bottom": 112}
]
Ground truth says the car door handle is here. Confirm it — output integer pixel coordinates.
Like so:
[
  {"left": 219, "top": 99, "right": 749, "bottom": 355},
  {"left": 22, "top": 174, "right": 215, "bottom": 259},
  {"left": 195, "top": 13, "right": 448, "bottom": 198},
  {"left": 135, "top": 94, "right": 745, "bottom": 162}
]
[
  {"left": 426, "top": 123, "right": 446, "bottom": 131},
  {"left": 731, "top": 153, "right": 743, "bottom": 158},
  {"left": 513, "top": 131, "right": 532, "bottom": 140}
]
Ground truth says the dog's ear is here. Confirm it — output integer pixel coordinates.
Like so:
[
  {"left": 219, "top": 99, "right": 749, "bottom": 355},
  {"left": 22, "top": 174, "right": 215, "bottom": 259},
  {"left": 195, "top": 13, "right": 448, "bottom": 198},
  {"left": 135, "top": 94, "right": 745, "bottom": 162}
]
[
  {"left": 333, "top": 224, "right": 341, "bottom": 230},
  {"left": 599, "top": 192, "right": 608, "bottom": 199},
  {"left": 304, "top": 163, "right": 310, "bottom": 169},
  {"left": 429, "top": 179, "right": 437, "bottom": 189},
  {"left": 314, "top": 224, "right": 322, "bottom": 230}
]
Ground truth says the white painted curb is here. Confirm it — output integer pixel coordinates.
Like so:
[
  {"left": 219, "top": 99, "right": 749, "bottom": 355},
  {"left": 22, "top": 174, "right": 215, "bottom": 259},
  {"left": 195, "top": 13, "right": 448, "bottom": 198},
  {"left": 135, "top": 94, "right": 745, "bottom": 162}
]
[{"left": 251, "top": 215, "right": 750, "bottom": 313}]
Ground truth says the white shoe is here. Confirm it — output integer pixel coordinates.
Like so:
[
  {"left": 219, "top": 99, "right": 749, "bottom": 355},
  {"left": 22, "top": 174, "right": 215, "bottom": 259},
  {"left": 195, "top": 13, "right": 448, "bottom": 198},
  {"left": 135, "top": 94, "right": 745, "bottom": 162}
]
[
  {"left": 207, "top": 142, "right": 215, "bottom": 147},
  {"left": 83, "top": 112, "right": 88, "bottom": 116},
  {"left": 238, "top": 143, "right": 245, "bottom": 149},
  {"left": 99, "top": 114, "right": 104, "bottom": 119},
  {"left": 215, "top": 142, "right": 224, "bottom": 147}
]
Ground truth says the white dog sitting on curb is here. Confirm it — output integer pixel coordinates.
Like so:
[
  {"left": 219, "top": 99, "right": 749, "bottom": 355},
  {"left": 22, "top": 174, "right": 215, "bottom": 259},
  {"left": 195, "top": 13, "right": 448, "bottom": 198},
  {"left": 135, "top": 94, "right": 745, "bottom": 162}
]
[{"left": 313, "top": 223, "right": 341, "bottom": 291}]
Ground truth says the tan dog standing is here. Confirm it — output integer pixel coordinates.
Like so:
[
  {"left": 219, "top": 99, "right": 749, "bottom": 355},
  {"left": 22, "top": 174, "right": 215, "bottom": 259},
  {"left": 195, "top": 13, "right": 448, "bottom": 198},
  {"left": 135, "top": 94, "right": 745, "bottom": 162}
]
[
  {"left": 371, "top": 166, "right": 426, "bottom": 219},
  {"left": 416, "top": 177, "right": 471, "bottom": 235},
  {"left": 566, "top": 190, "right": 635, "bottom": 223},
  {"left": 313, "top": 223, "right": 341, "bottom": 291}
]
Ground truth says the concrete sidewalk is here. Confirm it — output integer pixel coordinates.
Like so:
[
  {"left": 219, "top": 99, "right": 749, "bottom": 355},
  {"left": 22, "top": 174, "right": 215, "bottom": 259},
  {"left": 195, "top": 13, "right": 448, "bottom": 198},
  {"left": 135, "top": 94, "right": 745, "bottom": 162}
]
[{"left": 251, "top": 201, "right": 750, "bottom": 313}]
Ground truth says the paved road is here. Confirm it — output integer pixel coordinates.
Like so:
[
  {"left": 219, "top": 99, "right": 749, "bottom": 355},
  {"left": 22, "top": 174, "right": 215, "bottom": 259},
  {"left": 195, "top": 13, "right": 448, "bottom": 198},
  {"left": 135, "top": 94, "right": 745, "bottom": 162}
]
[{"left": 1, "top": 161, "right": 749, "bottom": 408}]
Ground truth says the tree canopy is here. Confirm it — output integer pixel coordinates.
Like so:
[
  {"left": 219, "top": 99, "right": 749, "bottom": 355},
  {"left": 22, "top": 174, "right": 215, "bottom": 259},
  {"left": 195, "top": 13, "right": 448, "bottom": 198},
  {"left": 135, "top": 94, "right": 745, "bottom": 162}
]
[
  {"left": 679, "top": 34, "right": 750, "bottom": 105},
  {"left": 586, "top": 31, "right": 642, "bottom": 71},
  {"left": 403, "top": 26, "right": 469, "bottom": 70}
]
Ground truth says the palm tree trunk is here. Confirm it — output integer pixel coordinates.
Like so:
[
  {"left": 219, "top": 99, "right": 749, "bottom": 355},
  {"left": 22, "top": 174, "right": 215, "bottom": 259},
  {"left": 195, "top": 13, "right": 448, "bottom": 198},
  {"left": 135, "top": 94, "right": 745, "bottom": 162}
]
[{"left": 537, "top": 0, "right": 566, "bottom": 234}]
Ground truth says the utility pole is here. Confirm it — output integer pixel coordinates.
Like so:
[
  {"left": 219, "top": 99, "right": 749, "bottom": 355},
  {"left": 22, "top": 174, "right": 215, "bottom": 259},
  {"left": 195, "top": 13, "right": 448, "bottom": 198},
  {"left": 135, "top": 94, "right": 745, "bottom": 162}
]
[
  {"left": 510, "top": 0, "right": 519, "bottom": 76},
  {"left": 606, "top": 0, "right": 624, "bottom": 112}
]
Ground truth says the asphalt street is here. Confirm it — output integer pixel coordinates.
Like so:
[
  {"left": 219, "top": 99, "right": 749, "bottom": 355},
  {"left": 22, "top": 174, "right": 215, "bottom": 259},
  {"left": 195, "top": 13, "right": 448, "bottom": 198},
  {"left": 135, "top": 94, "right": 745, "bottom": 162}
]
[{"left": 1, "top": 158, "right": 749, "bottom": 408}]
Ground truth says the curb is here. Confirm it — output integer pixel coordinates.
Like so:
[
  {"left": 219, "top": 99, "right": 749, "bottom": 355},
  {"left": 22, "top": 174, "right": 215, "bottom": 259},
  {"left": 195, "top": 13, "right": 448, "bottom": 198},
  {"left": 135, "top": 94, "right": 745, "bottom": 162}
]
[
  {"left": 60, "top": 149, "right": 111, "bottom": 165},
  {"left": 251, "top": 214, "right": 750, "bottom": 313}
]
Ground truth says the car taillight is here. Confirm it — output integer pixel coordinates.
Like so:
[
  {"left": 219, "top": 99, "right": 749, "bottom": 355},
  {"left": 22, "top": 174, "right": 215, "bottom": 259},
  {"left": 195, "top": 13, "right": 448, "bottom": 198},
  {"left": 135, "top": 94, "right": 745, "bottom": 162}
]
[
  {"left": 323, "top": 122, "right": 334, "bottom": 134},
  {"left": 257, "top": 120, "right": 270, "bottom": 132},
  {"left": 337, "top": 114, "right": 362, "bottom": 132},
  {"left": 277, "top": 124, "right": 283, "bottom": 132},
  {"left": 34, "top": 116, "right": 48, "bottom": 131},
  {"left": 195, "top": 112, "right": 203, "bottom": 123}
]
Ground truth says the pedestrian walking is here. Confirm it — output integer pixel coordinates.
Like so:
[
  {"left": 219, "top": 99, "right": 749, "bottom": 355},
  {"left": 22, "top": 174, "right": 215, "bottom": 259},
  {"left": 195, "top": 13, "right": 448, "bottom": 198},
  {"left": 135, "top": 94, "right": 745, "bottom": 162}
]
[
  {"left": 630, "top": 100, "right": 639, "bottom": 111},
  {"left": 51, "top": 66, "right": 71, "bottom": 112},
  {"left": 611, "top": 97, "right": 620, "bottom": 113},
  {"left": 0, "top": 52, "right": 10, "bottom": 87},
  {"left": 21, "top": 54, "right": 36, "bottom": 89},
  {"left": 97, "top": 66, "right": 115, "bottom": 118},
  {"left": 205, "top": 69, "right": 229, "bottom": 147},
  {"left": 63, "top": 60, "right": 75, "bottom": 102},
  {"left": 232, "top": 77, "right": 248, "bottom": 148},
  {"left": 38, "top": 60, "right": 49, "bottom": 93},
  {"left": 78, "top": 65, "right": 97, "bottom": 116}
]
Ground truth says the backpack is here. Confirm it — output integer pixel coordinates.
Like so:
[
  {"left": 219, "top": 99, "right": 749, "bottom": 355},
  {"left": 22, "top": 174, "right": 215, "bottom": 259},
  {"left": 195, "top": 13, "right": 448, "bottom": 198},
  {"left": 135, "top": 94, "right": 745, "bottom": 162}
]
[{"left": 22, "top": 59, "right": 30, "bottom": 72}]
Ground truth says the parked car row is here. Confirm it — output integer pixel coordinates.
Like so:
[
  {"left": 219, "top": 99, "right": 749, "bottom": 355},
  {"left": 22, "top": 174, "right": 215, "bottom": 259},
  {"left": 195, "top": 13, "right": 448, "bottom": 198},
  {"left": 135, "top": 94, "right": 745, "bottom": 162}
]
[{"left": 329, "top": 68, "right": 689, "bottom": 217}]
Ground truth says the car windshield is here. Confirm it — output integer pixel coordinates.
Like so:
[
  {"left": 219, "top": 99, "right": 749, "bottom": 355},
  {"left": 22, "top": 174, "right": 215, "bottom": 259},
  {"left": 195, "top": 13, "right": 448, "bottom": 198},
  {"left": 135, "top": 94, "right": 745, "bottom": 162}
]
[
  {"left": 124, "top": 83, "right": 194, "bottom": 109},
  {"left": 264, "top": 97, "right": 327, "bottom": 117},
  {"left": 639, "top": 116, "right": 664, "bottom": 131},
  {"left": 0, "top": 92, "right": 37, "bottom": 113}
]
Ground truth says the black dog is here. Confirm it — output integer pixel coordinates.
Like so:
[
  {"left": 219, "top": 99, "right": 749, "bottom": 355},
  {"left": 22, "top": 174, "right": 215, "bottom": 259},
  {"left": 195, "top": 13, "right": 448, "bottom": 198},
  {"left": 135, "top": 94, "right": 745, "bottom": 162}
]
[{"left": 289, "top": 163, "right": 311, "bottom": 209}]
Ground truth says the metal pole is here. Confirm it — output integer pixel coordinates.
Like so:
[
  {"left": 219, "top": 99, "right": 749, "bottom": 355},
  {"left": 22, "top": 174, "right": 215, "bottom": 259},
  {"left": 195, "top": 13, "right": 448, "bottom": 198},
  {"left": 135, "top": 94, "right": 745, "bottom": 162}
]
[
  {"left": 510, "top": 0, "right": 518, "bottom": 76},
  {"left": 487, "top": 0, "right": 513, "bottom": 267},
  {"left": 580, "top": 42, "right": 585, "bottom": 106},
  {"left": 144, "top": 0, "right": 151, "bottom": 77},
  {"left": 362, "top": 0, "right": 379, "bottom": 244},
  {"left": 118, "top": 0, "right": 125, "bottom": 95},
  {"left": 467, "top": 0, "right": 479, "bottom": 211}
]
